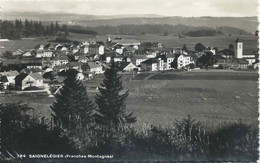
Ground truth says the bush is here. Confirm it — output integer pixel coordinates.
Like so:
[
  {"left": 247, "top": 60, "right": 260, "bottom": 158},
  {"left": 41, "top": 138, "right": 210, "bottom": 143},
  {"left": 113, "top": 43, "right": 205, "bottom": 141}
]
[{"left": 23, "top": 86, "right": 43, "bottom": 91}]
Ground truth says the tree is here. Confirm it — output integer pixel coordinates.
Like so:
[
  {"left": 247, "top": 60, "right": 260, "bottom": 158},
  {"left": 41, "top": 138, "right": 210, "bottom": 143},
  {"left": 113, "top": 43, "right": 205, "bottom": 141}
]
[
  {"left": 255, "top": 30, "right": 259, "bottom": 36},
  {"left": 182, "top": 44, "right": 188, "bottom": 52},
  {"left": 195, "top": 42, "right": 206, "bottom": 52},
  {"left": 95, "top": 61, "right": 136, "bottom": 126},
  {"left": 50, "top": 22, "right": 55, "bottom": 35},
  {"left": 229, "top": 44, "right": 234, "bottom": 50},
  {"left": 196, "top": 52, "right": 214, "bottom": 69},
  {"left": 51, "top": 69, "right": 95, "bottom": 130},
  {"left": 3, "top": 50, "right": 13, "bottom": 59},
  {"left": 55, "top": 21, "right": 60, "bottom": 35},
  {"left": 0, "top": 103, "right": 74, "bottom": 154},
  {"left": 62, "top": 24, "right": 69, "bottom": 36}
]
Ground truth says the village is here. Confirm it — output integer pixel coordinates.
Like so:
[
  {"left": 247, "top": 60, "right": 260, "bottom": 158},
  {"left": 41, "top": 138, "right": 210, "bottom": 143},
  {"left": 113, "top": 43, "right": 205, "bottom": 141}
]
[{"left": 0, "top": 35, "right": 258, "bottom": 94}]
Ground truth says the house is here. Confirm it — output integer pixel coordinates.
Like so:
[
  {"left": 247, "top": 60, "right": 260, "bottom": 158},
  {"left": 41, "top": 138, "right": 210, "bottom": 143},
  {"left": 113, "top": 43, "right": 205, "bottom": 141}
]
[
  {"left": 173, "top": 54, "right": 193, "bottom": 69},
  {"left": 0, "top": 70, "right": 19, "bottom": 86},
  {"left": 146, "top": 52, "right": 157, "bottom": 58},
  {"left": 12, "top": 49, "right": 24, "bottom": 56},
  {"left": 141, "top": 58, "right": 160, "bottom": 71},
  {"left": 84, "top": 62, "right": 103, "bottom": 74},
  {"left": 219, "top": 49, "right": 234, "bottom": 58},
  {"left": 42, "top": 67, "right": 53, "bottom": 74},
  {"left": 118, "top": 62, "right": 137, "bottom": 72},
  {"left": 112, "top": 39, "right": 140, "bottom": 46},
  {"left": 51, "top": 55, "right": 69, "bottom": 67},
  {"left": 131, "top": 55, "right": 148, "bottom": 66},
  {"left": 152, "top": 42, "right": 162, "bottom": 48},
  {"left": 27, "top": 63, "right": 42, "bottom": 70},
  {"left": 78, "top": 55, "right": 88, "bottom": 63},
  {"left": 42, "top": 50, "right": 53, "bottom": 58},
  {"left": 44, "top": 44, "right": 55, "bottom": 51},
  {"left": 15, "top": 73, "right": 44, "bottom": 90},
  {"left": 80, "top": 45, "right": 89, "bottom": 54},
  {"left": 21, "top": 68, "right": 42, "bottom": 74},
  {"left": 114, "top": 44, "right": 125, "bottom": 54},
  {"left": 73, "top": 52, "right": 81, "bottom": 60},
  {"left": 252, "top": 60, "right": 259, "bottom": 69},
  {"left": 36, "top": 50, "right": 44, "bottom": 58},
  {"left": 68, "top": 62, "right": 83, "bottom": 72},
  {"left": 76, "top": 72, "right": 85, "bottom": 81},
  {"left": 22, "top": 51, "right": 33, "bottom": 57},
  {"left": 53, "top": 64, "right": 69, "bottom": 74},
  {"left": 155, "top": 55, "right": 167, "bottom": 71},
  {"left": 89, "top": 44, "right": 105, "bottom": 55},
  {"left": 166, "top": 53, "right": 176, "bottom": 70},
  {"left": 104, "top": 51, "right": 117, "bottom": 63},
  {"left": 213, "top": 58, "right": 249, "bottom": 69},
  {"left": 56, "top": 45, "right": 68, "bottom": 52},
  {"left": 35, "top": 44, "right": 45, "bottom": 51}
]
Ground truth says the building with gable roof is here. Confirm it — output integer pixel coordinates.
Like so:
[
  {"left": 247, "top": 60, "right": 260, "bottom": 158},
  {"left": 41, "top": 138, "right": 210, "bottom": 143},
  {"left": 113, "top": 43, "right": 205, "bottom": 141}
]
[{"left": 15, "top": 73, "right": 44, "bottom": 90}]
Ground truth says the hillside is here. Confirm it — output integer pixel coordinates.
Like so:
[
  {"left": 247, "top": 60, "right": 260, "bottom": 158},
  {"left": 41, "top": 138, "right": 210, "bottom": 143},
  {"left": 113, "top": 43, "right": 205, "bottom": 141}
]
[{"left": 1, "top": 12, "right": 257, "bottom": 33}]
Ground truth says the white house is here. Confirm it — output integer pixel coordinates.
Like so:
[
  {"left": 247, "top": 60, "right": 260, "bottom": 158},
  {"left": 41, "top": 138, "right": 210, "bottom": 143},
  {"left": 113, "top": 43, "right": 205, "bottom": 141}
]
[
  {"left": 114, "top": 44, "right": 125, "bottom": 55},
  {"left": 86, "top": 62, "right": 103, "bottom": 74},
  {"left": 81, "top": 45, "right": 89, "bottom": 54},
  {"left": 0, "top": 70, "right": 19, "bottom": 85},
  {"left": 22, "top": 51, "right": 33, "bottom": 57},
  {"left": 15, "top": 73, "right": 44, "bottom": 90},
  {"left": 132, "top": 55, "right": 148, "bottom": 66},
  {"left": 176, "top": 54, "right": 193, "bottom": 69},
  {"left": 42, "top": 51, "right": 53, "bottom": 58},
  {"left": 35, "top": 44, "right": 45, "bottom": 51},
  {"left": 118, "top": 62, "right": 137, "bottom": 72}
]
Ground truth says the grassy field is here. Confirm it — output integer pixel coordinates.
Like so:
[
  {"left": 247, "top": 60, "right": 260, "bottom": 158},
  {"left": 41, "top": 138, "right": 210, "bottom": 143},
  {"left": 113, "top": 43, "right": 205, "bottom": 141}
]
[
  {"left": 0, "top": 70, "right": 258, "bottom": 130},
  {"left": 124, "top": 70, "right": 258, "bottom": 129},
  {"left": 93, "top": 34, "right": 258, "bottom": 51}
]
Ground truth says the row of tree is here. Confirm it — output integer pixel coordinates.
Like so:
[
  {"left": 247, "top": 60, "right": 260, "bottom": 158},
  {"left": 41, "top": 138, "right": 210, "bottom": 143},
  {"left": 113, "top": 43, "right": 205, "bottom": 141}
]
[{"left": 0, "top": 19, "right": 69, "bottom": 39}]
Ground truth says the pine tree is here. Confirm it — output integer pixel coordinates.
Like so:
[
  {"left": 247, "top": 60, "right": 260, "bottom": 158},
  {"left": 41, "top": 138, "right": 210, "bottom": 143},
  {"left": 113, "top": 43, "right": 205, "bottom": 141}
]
[
  {"left": 182, "top": 44, "right": 188, "bottom": 52},
  {"left": 50, "top": 22, "right": 55, "bottom": 36},
  {"left": 55, "top": 21, "right": 60, "bottom": 35},
  {"left": 51, "top": 69, "right": 95, "bottom": 130},
  {"left": 95, "top": 61, "right": 136, "bottom": 126}
]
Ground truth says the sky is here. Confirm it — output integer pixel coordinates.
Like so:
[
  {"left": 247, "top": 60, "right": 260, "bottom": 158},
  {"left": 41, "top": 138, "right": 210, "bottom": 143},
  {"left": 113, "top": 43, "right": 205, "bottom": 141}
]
[{"left": 0, "top": 0, "right": 258, "bottom": 17}]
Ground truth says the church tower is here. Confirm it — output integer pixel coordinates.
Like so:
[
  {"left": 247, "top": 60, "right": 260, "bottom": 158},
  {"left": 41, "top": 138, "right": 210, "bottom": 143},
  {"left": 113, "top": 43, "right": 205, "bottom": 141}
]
[
  {"left": 106, "top": 35, "right": 112, "bottom": 43},
  {"left": 234, "top": 38, "right": 243, "bottom": 58}
]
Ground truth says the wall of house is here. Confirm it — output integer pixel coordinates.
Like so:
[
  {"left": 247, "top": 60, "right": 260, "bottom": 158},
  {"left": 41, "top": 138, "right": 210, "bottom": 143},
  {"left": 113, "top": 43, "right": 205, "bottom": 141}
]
[
  {"left": 167, "top": 58, "right": 174, "bottom": 70},
  {"left": 21, "top": 75, "right": 44, "bottom": 90},
  {"left": 99, "top": 46, "right": 105, "bottom": 55},
  {"left": 152, "top": 63, "right": 158, "bottom": 71},
  {"left": 90, "top": 67, "right": 103, "bottom": 74},
  {"left": 124, "top": 64, "right": 137, "bottom": 71}
]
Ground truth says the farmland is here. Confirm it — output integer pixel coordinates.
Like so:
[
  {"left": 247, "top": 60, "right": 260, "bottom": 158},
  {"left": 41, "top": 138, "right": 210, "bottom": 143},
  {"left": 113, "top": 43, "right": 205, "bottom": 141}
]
[
  {"left": 0, "top": 70, "right": 258, "bottom": 130},
  {"left": 125, "top": 70, "right": 258, "bottom": 129}
]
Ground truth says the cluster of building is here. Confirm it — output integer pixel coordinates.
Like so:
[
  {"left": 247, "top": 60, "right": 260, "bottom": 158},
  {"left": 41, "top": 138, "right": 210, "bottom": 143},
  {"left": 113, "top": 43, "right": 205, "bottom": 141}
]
[{"left": 0, "top": 36, "right": 258, "bottom": 91}]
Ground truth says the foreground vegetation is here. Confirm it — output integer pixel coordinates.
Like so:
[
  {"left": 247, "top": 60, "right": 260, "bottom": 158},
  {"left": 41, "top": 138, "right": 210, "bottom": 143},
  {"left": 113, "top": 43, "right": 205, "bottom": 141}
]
[{"left": 1, "top": 102, "right": 258, "bottom": 161}]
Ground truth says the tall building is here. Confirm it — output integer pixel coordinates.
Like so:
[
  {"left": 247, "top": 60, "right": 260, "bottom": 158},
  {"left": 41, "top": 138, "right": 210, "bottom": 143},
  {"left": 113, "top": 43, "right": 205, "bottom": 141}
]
[{"left": 234, "top": 38, "right": 243, "bottom": 59}]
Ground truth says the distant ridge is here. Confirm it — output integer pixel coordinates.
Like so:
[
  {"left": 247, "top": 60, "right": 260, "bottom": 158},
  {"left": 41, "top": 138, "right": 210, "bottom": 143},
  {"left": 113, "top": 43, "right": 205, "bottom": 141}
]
[{"left": 1, "top": 12, "right": 258, "bottom": 33}]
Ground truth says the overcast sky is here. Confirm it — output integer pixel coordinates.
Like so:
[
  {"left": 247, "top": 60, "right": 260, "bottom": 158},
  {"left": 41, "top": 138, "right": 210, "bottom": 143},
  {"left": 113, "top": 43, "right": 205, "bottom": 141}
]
[{"left": 0, "top": 0, "right": 258, "bottom": 17}]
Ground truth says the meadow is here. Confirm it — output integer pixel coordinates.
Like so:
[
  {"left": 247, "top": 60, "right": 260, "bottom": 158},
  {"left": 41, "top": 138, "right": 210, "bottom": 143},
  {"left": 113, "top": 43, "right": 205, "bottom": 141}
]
[
  {"left": 0, "top": 70, "right": 257, "bottom": 130},
  {"left": 124, "top": 70, "right": 258, "bottom": 129}
]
